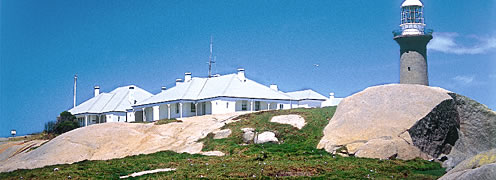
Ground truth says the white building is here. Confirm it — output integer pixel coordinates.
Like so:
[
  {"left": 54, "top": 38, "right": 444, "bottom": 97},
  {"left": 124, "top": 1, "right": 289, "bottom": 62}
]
[
  {"left": 69, "top": 85, "right": 153, "bottom": 126},
  {"left": 129, "top": 69, "right": 300, "bottom": 122},
  {"left": 286, "top": 89, "right": 329, "bottom": 108},
  {"left": 321, "top": 92, "right": 343, "bottom": 107}
]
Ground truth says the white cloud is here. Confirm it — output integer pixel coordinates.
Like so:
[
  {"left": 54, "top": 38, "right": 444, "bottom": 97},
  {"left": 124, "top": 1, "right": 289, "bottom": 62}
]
[
  {"left": 428, "top": 33, "right": 496, "bottom": 55},
  {"left": 453, "top": 75, "right": 475, "bottom": 84}
]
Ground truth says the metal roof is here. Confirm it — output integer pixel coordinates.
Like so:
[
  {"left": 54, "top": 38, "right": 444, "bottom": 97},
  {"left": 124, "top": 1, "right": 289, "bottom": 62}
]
[
  {"left": 135, "top": 73, "right": 294, "bottom": 107},
  {"left": 286, "top": 89, "right": 328, "bottom": 101},
  {"left": 401, "top": 0, "right": 423, "bottom": 7},
  {"left": 69, "top": 85, "right": 153, "bottom": 115}
]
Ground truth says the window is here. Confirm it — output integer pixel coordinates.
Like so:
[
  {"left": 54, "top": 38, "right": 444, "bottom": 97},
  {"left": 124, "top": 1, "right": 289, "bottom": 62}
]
[
  {"left": 408, "top": 67, "right": 411, "bottom": 71},
  {"left": 176, "top": 103, "right": 180, "bottom": 114},
  {"left": 226, "top": 102, "right": 229, "bottom": 108},
  {"left": 279, "top": 104, "right": 284, "bottom": 110},
  {"left": 255, "top": 101, "right": 260, "bottom": 111},
  {"left": 241, "top": 101, "right": 247, "bottom": 111},
  {"left": 191, "top": 103, "right": 196, "bottom": 112}
]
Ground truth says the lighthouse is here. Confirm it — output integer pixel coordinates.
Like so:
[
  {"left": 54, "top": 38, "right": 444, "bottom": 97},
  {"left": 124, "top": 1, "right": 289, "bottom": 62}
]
[{"left": 394, "top": 0, "right": 433, "bottom": 86}]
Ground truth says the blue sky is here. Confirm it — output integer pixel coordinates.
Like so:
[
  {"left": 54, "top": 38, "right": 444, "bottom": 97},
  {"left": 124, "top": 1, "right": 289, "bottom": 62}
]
[{"left": 1, "top": 0, "right": 495, "bottom": 137}]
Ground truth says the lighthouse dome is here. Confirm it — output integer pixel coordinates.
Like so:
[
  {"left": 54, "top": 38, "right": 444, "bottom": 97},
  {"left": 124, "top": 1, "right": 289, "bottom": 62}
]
[{"left": 401, "top": 0, "right": 423, "bottom": 7}]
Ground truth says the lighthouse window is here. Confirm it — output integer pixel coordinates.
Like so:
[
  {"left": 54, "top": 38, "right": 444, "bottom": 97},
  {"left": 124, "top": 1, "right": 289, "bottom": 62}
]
[{"left": 408, "top": 67, "right": 411, "bottom": 71}]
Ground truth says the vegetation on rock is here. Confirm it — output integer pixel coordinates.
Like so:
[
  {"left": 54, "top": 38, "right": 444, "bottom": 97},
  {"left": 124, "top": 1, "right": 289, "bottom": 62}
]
[{"left": 0, "top": 107, "right": 445, "bottom": 179}]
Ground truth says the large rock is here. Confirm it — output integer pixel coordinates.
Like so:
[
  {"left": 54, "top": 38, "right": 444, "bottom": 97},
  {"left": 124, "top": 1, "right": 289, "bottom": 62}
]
[
  {"left": 440, "top": 149, "right": 496, "bottom": 180},
  {"left": 242, "top": 130, "right": 255, "bottom": 143},
  {"left": 317, "top": 83, "right": 496, "bottom": 169},
  {"left": 213, "top": 129, "right": 232, "bottom": 139},
  {"left": 270, "top": 115, "right": 306, "bottom": 129},
  {"left": 317, "top": 84, "right": 454, "bottom": 160},
  {"left": 442, "top": 94, "right": 496, "bottom": 170},
  {"left": 254, "top": 132, "right": 278, "bottom": 144},
  {"left": 0, "top": 112, "right": 245, "bottom": 172}
]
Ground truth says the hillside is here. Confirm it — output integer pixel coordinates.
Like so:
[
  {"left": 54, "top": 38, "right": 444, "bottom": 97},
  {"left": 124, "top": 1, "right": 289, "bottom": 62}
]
[{"left": 0, "top": 107, "right": 444, "bottom": 179}]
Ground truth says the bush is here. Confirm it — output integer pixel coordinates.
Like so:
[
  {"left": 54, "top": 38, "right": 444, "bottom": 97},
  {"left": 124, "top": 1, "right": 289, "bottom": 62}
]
[
  {"left": 44, "top": 121, "right": 56, "bottom": 133},
  {"left": 53, "top": 120, "right": 79, "bottom": 134},
  {"left": 44, "top": 111, "right": 79, "bottom": 135}
]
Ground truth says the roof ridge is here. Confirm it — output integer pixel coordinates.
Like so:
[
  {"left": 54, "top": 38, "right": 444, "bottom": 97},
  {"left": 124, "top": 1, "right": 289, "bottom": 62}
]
[
  {"left": 100, "top": 93, "right": 117, "bottom": 112},
  {"left": 220, "top": 74, "right": 236, "bottom": 96},
  {"left": 246, "top": 78, "right": 292, "bottom": 99},
  {"left": 87, "top": 94, "right": 105, "bottom": 112},
  {"left": 112, "top": 90, "right": 130, "bottom": 111},
  {"left": 180, "top": 79, "right": 194, "bottom": 99},
  {"left": 195, "top": 78, "right": 209, "bottom": 99}
]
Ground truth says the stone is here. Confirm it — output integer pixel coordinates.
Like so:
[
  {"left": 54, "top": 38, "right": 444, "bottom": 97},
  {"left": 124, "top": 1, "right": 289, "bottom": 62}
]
[
  {"left": 213, "top": 129, "right": 231, "bottom": 139},
  {"left": 254, "top": 132, "right": 278, "bottom": 144},
  {"left": 270, "top": 115, "right": 306, "bottom": 129},
  {"left": 317, "top": 84, "right": 451, "bottom": 160},
  {"left": 440, "top": 149, "right": 496, "bottom": 180},
  {"left": 200, "top": 151, "right": 225, "bottom": 156},
  {"left": 408, "top": 98, "right": 459, "bottom": 158},
  {"left": 242, "top": 131, "right": 255, "bottom": 143},
  {"left": 241, "top": 128, "right": 255, "bottom": 132},
  {"left": 0, "top": 112, "right": 245, "bottom": 172},
  {"left": 442, "top": 94, "right": 496, "bottom": 171}
]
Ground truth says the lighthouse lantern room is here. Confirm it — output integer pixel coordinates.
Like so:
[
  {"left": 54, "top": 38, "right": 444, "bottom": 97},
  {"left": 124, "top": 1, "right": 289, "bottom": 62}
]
[{"left": 400, "top": 0, "right": 425, "bottom": 36}]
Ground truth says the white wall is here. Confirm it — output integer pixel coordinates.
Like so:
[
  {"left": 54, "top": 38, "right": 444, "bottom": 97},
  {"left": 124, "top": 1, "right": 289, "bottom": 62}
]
[
  {"left": 211, "top": 100, "right": 235, "bottom": 114},
  {"left": 297, "top": 100, "right": 323, "bottom": 108},
  {"left": 144, "top": 107, "right": 153, "bottom": 122},
  {"left": 105, "top": 112, "right": 126, "bottom": 122},
  {"left": 127, "top": 111, "right": 135, "bottom": 122},
  {"left": 159, "top": 104, "right": 169, "bottom": 120}
]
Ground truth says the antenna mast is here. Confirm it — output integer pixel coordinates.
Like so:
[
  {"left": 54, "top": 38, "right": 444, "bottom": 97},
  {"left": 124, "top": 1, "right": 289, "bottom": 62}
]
[
  {"left": 208, "top": 36, "right": 215, "bottom": 78},
  {"left": 73, "top": 74, "right": 77, "bottom": 108}
]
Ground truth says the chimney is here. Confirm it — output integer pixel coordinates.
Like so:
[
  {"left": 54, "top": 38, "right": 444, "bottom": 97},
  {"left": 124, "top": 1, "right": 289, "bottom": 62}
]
[
  {"left": 161, "top": 86, "right": 167, "bottom": 93},
  {"left": 176, "top": 78, "right": 183, "bottom": 86},
  {"left": 184, "top": 72, "right": 192, "bottom": 82},
  {"left": 270, "top": 84, "right": 278, "bottom": 91},
  {"left": 329, "top": 92, "right": 335, "bottom": 99},
  {"left": 129, "top": 86, "right": 135, "bottom": 104},
  {"left": 94, "top": 86, "right": 100, "bottom": 97},
  {"left": 237, "top": 68, "right": 246, "bottom": 82}
]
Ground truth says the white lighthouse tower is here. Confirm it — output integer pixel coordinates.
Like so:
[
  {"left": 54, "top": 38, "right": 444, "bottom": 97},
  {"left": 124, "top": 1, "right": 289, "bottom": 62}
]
[{"left": 394, "top": 0, "right": 433, "bottom": 86}]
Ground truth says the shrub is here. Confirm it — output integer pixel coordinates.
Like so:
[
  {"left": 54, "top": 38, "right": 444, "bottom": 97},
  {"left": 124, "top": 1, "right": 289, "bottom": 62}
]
[
  {"left": 44, "top": 121, "right": 56, "bottom": 133},
  {"left": 53, "top": 120, "right": 79, "bottom": 134},
  {"left": 44, "top": 111, "right": 80, "bottom": 135}
]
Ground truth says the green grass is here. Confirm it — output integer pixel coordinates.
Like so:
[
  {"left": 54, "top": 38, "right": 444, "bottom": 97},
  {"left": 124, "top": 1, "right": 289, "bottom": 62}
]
[
  {"left": 0, "top": 107, "right": 445, "bottom": 179},
  {"left": 154, "top": 118, "right": 182, "bottom": 125}
]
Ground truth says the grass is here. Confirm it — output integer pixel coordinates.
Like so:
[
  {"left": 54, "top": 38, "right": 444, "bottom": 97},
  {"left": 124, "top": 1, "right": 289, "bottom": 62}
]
[
  {"left": 0, "top": 107, "right": 445, "bottom": 179},
  {"left": 7, "top": 132, "right": 55, "bottom": 142},
  {"left": 154, "top": 118, "right": 182, "bottom": 125}
]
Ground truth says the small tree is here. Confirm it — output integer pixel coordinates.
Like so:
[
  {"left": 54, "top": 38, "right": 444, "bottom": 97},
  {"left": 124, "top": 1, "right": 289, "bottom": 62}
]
[
  {"left": 48, "top": 111, "right": 80, "bottom": 135},
  {"left": 59, "top": 111, "right": 76, "bottom": 122},
  {"left": 44, "top": 121, "right": 56, "bottom": 133}
]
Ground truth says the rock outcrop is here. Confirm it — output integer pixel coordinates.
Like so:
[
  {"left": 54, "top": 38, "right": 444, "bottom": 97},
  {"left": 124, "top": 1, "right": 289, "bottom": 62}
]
[
  {"left": 270, "top": 115, "right": 306, "bottom": 129},
  {"left": 213, "top": 129, "right": 232, "bottom": 139},
  {"left": 317, "top": 84, "right": 453, "bottom": 160},
  {"left": 317, "top": 83, "right": 496, "bottom": 168},
  {"left": 442, "top": 93, "right": 496, "bottom": 171},
  {"left": 439, "top": 149, "right": 496, "bottom": 180},
  {"left": 0, "top": 112, "right": 245, "bottom": 172},
  {"left": 254, "top": 132, "right": 278, "bottom": 144}
]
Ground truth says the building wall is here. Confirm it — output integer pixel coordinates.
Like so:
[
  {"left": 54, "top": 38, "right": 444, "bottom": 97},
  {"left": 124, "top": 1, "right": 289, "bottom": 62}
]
[
  {"left": 144, "top": 107, "right": 153, "bottom": 122},
  {"left": 105, "top": 112, "right": 126, "bottom": 122},
  {"left": 394, "top": 35, "right": 432, "bottom": 86},
  {"left": 211, "top": 100, "right": 235, "bottom": 114},
  {"left": 126, "top": 111, "right": 135, "bottom": 122},
  {"left": 297, "top": 100, "right": 323, "bottom": 108},
  {"left": 159, "top": 104, "right": 169, "bottom": 120},
  {"left": 400, "top": 51, "right": 428, "bottom": 85}
]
